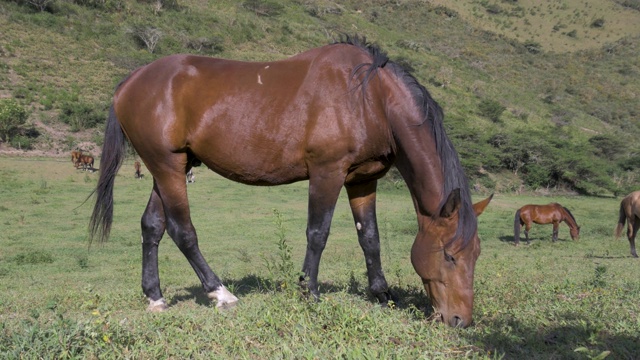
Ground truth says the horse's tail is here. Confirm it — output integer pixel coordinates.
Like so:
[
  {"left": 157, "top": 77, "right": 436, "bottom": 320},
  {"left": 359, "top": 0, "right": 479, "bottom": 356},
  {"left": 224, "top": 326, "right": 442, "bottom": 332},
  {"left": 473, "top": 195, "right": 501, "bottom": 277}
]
[
  {"left": 89, "top": 104, "right": 126, "bottom": 244},
  {"left": 615, "top": 201, "right": 626, "bottom": 239},
  {"left": 514, "top": 209, "right": 521, "bottom": 243}
]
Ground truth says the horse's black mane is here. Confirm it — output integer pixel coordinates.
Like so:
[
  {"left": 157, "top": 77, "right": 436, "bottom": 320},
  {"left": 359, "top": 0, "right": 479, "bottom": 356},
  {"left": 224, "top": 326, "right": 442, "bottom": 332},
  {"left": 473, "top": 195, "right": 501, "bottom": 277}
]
[
  {"left": 562, "top": 206, "right": 578, "bottom": 226},
  {"left": 335, "top": 35, "right": 476, "bottom": 250}
]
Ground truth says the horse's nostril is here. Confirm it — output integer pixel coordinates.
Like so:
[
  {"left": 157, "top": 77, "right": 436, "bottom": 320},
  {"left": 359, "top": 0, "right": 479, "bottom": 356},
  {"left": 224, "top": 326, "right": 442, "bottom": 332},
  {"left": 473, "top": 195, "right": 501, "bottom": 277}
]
[{"left": 451, "top": 315, "right": 465, "bottom": 328}]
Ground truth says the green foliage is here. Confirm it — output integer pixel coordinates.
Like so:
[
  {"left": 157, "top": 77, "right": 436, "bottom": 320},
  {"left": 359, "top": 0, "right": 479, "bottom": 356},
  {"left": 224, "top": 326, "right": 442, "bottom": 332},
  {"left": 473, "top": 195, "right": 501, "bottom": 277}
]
[
  {"left": 9, "top": 135, "right": 35, "bottom": 150},
  {"left": 242, "top": 0, "right": 284, "bottom": 17},
  {"left": 478, "top": 99, "right": 506, "bottom": 123},
  {"left": 263, "top": 209, "right": 301, "bottom": 293},
  {"left": 13, "top": 251, "right": 54, "bottom": 265},
  {"left": 58, "top": 102, "right": 105, "bottom": 132},
  {"left": 0, "top": 99, "right": 28, "bottom": 142},
  {"left": 523, "top": 39, "right": 542, "bottom": 53}
]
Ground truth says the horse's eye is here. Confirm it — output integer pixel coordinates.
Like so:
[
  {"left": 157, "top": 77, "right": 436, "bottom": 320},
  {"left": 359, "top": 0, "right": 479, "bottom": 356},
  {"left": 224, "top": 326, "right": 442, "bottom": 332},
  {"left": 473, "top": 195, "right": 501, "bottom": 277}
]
[{"left": 444, "top": 252, "right": 456, "bottom": 265}]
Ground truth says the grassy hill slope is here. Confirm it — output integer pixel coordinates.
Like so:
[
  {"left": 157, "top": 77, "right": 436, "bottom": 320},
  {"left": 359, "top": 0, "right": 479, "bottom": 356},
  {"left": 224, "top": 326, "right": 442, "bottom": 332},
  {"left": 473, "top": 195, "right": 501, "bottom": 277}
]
[{"left": 0, "top": 0, "right": 638, "bottom": 195}]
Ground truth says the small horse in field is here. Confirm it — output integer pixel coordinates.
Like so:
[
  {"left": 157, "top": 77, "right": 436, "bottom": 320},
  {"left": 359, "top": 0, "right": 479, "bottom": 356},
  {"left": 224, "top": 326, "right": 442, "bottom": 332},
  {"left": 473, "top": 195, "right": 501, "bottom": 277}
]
[
  {"left": 134, "top": 161, "right": 143, "bottom": 179},
  {"left": 514, "top": 203, "right": 580, "bottom": 245},
  {"left": 76, "top": 154, "right": 94, "bottom": 171},
  {"left": 615, "top": 190, "right": 640, "bottom": 258},
  {"left": 90, "top": 36, "right": 492, "bottom": 328},
  {"left": 71, "top": 150, "right": 82, "bottom": 167}
]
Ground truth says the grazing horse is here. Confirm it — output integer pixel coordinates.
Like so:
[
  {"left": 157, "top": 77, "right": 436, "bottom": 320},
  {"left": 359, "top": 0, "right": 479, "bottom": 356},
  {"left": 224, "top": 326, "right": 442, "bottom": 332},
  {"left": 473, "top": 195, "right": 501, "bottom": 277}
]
[
  {"left": 615, "top": 190, "right": 640, "bottom": 258},
  {"left": 89, "top": 36, "right": 492, "bottom": 328},
  {"left": 71, "top": 149, "right": 82, "bottom": 167},
  {"left": 76, "top": 154, "right": 94, "bottom": 171},
  {"left": 134, "top": 161, "right": 142, "bottom": 179},
  {"left": 514, "top": 203, "right": 580, "bottom": 245}
]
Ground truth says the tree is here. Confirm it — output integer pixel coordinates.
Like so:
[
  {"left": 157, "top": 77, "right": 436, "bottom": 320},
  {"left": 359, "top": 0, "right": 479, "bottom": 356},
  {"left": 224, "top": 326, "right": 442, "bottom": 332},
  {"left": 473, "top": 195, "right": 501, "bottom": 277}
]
[{"left": 0, "top": 99, "right": 28, "bottom": 143}]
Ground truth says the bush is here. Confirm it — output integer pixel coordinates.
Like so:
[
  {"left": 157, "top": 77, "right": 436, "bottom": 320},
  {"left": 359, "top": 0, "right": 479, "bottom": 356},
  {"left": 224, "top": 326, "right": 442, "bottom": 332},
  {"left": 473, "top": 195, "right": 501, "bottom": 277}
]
[
  {"left": 478, "top": 99, "right": 506, "bottom": 123},
  {"left": 242, "top": 0, "right": 284, "bottom": 17},
  {"left": 58, "top": 101, "right": 105, "bottom": 132},
  {"left": 10, "top": 134, "right": 36, "bottom": 150},
  {"left": 0, "top": 98, "right": 29, "bottom": 142}
]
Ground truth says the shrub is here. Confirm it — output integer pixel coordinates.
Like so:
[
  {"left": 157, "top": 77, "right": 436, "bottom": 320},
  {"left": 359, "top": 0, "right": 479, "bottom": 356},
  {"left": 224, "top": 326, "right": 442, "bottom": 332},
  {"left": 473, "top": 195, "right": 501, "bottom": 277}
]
[
  {"left": 478, "top": 99, "right": 506, "bottom": 122},
  {"left": 242, "top": 0, "right": 284, "bottom": 17},
  {"left": 0, "top": 98, "right": 28, "bottom": 142},
  {"left": 127, "top": 24, "right": 163, "bottom": 53},
  {"left": 523, "top": 40, "right": 542, "bottom": 54},
  {"left": 590, "top": 18, "right": 605, "bottom": 28},
  {"left": 58, "top": 101, "right": 105, "bottom": 131},
  {"left": 10, "top": 134, "right": 36, "bottom": 150}
]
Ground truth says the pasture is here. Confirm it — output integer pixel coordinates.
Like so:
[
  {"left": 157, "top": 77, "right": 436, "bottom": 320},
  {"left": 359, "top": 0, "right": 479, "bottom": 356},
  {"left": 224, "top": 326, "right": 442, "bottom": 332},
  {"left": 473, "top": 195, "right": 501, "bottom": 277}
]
[{"left": 0, "top": 157, "right": 638, "bottom": 359}]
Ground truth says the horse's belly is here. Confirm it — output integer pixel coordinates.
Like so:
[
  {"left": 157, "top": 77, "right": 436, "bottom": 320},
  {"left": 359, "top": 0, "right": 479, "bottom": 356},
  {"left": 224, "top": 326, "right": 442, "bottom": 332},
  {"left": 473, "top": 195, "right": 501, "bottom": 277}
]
[{"left": 201, "top": 155, "right": 308, "bottom": 186}]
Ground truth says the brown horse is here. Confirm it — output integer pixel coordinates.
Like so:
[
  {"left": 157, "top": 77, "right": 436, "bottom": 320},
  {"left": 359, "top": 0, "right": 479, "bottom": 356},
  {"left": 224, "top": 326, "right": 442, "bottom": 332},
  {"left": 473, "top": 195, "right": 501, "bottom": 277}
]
[
  {"left": 514, "top": 203, "right": 580, "bottom": 245},
  {"left": 76, "top": 154, "right": 95, "bottom": 171},
  {"left": 71, "top": 149, "right": 82, "bottom": 167},
  {"left": 89, "top": 36, "right": 492, "bottom": 328},
  {"left": 615, "top": 190, "right": 640, "bottom": 258},
  {"left": 134, "top": 161, "right": 142, "bottom": 179}
]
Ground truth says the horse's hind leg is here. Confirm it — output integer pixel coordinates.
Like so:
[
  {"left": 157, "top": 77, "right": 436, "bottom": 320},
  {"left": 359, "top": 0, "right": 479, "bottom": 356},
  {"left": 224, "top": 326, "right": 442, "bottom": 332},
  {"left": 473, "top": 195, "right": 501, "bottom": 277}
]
[
  {"left": 141, "top": 182, "right": 168, "bottom": 311},
  {"left": 152, "top": 162, "right": 238, "bottom": 308},
  {"left": 629, "top": 216, "right": 639, "bottom": 258},
  {"left": 345, "top": 180, "right": 392, "bottom": 305}
]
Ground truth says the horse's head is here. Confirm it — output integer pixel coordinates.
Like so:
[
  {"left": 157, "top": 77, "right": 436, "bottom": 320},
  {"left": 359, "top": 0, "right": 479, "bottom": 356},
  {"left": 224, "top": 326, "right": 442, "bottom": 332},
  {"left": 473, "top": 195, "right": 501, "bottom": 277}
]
[
  {"left": 411, "top": 191, "right": 492, "bottom": 328},
  {"left": 570, "top": 226, "right": 580, "bottom": 241}
]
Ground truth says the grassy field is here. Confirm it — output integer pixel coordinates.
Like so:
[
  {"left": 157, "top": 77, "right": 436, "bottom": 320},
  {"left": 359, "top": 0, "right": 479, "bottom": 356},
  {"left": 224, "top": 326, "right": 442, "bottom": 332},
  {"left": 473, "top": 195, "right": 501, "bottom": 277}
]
[{"left": 0, "top": 156, "right": 638, "bottom": 359}]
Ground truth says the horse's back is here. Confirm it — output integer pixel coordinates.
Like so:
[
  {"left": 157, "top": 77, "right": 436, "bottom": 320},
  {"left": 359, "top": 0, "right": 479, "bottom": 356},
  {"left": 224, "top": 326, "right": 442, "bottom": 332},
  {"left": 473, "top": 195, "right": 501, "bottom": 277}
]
[{"left": 113, "top": 44, "right": 394, "bottom": 185}]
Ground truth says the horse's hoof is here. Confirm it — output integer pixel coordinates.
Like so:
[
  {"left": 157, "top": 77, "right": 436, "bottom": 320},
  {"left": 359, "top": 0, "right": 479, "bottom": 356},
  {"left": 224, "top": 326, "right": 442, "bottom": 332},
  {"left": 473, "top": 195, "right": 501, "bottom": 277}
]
[
  {"left": 147, "top": 298, "right": 168, "bottom": 312},
  {"left": 208, "top": 286, "right": 239, "bottom": 310}
]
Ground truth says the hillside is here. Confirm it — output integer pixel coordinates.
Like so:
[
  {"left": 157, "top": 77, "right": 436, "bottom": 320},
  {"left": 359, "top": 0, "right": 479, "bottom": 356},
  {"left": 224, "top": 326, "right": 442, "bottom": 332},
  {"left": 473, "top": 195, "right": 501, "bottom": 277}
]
[{"left": 0, "top": 0, "right": 638, "bottom": 195}]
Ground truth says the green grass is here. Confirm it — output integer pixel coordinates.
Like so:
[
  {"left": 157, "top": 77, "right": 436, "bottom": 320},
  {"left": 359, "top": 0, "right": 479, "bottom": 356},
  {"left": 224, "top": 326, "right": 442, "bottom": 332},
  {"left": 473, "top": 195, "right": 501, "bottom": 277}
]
[{"left": 0, "top": 157, "right": 638, "bottom": 359}]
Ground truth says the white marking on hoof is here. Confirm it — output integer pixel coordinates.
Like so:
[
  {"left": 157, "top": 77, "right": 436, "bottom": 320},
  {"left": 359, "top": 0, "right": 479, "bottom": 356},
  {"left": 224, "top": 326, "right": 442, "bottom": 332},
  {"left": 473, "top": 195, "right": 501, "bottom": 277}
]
[
  {"left": 257, "top": 74, "right": 263, "bottom": 85},
  {"left": 208, "top": 286, "right": 239, "bottom": 310},
  {"left": 147, "top": 298, "right": 168, "bottom": 312},
  {"left": 264, "top": 65, "right": 269, "bottom": 69},
  {"left": 356, "top": 222, "right": 362, "bottom": 231}
]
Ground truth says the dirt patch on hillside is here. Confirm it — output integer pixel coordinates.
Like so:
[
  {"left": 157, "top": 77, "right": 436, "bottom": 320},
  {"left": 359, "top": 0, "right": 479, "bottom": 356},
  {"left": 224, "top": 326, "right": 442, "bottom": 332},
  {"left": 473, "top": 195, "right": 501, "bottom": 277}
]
[{"left": 0, "top": 116, "right": 100, "bottom": 159}]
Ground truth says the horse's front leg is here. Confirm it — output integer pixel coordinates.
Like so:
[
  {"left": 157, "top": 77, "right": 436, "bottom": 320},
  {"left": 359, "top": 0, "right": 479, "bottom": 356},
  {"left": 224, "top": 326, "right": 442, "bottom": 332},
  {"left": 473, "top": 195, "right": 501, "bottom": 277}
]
[
  {"left": 346, "top": 180, "right": 392, "bottom": 305},
  {"left": 299, "top": 171, "right": 344, "bottom": 299},
  {"left": 552, "top": 222, "right": 559, "bottom": 242}
]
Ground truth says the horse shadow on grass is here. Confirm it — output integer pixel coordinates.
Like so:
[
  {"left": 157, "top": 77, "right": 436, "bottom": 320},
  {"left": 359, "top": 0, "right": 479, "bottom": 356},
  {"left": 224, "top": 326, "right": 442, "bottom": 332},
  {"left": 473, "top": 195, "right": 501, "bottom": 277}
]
[
  {"left": 465, "top": 316, "right": 639, "bottom": 359},
  {"left": 169, "top": 273, "right": 434, "bottom": 320}
]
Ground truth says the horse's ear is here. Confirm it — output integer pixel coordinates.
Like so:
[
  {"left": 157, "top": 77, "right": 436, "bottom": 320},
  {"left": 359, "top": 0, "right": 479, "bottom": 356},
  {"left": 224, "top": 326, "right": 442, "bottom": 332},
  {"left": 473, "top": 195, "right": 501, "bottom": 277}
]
[
  {"left": 440, "top": 189, "right": 461, "bottom": 218},
  {"left": 473, "top": 193, "right": 493, "bottom": 217}
]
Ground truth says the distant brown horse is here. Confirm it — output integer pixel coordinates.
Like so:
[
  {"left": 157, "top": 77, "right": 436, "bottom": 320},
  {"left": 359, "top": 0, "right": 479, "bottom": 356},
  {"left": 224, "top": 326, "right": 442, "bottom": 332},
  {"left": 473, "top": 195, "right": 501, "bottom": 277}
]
[
  {"left": 89, "top": 36, "right": 492, "bottom": 328},
  {"left": 514, "top": 203, "right": 580, "bottom": 245},
  {"left": 615, "top": 191, "right": 640, "bottom": 258},
  {"left": 71, "top": 150, "right": 82, "bottom": 167},
  {"left": 134, "top": 161, "right": 142, "bottom": 179},
  {"left": 76, "top": 154, "right": 94, "bottom": 171}
]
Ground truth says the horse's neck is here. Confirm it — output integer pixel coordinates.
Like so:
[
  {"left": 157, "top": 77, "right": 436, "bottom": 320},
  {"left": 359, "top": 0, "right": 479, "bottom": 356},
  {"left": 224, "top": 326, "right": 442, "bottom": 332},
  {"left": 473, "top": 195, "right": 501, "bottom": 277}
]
[
  {"left": 393, "top": 124, "right": 444, "bottom": 217},
  {"left": 561, "top": 209, "right": 577, "bottom": 229}
]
